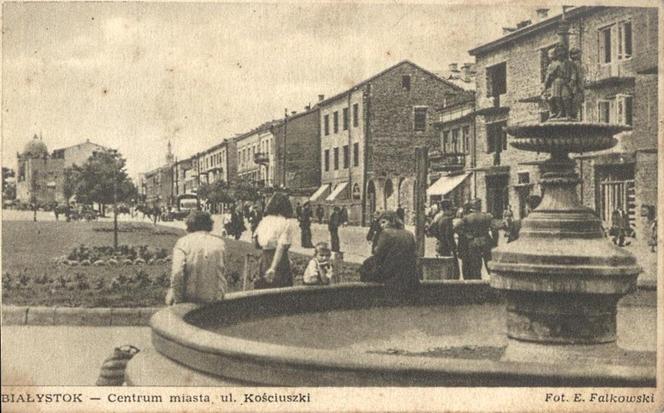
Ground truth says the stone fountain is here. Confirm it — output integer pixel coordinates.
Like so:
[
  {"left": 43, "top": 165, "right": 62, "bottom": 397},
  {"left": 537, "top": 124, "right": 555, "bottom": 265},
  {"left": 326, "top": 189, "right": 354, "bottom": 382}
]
[{"left": 489, "top": 13, "right": 642, "bottom": 363}]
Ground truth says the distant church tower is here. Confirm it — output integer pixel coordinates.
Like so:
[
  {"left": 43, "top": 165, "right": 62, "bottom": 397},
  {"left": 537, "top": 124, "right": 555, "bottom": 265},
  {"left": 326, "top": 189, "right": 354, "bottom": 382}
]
[{"left": 166, "top": 141, "right": 175, "bottom": 165}]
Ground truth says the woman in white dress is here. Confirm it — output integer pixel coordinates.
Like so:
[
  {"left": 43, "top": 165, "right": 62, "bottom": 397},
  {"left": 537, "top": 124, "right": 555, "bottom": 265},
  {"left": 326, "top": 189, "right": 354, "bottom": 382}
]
[{"left": 253, "top": 192, "right": 297, "bottom": 289}]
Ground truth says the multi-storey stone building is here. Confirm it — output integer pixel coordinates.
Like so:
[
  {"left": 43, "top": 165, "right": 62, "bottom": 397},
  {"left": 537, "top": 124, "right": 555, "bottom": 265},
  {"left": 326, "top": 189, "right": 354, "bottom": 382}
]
[
  {"left": 271, "top": 106, "right": 321, "bottom": 198},
  {"left": 16, "top": 135, "right": 109, "bottom": 205},
  {"left": 235, "top": 122, "right": 278, "bottom": 188},
  {"left": 429, "top": 62, "right": 477, "bottom": 208},
  {"left": 311, "top": 60, "right": 472, "bottom": 225},
  {"left": 468, "top": 6, "right": 658, "bottom": 242},
  {"left": 195, "top": 139, "right": 238, "bottom": 187}
]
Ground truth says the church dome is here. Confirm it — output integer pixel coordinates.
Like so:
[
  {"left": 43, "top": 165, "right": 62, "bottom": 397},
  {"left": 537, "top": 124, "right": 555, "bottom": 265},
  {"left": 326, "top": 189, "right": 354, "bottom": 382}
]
[{"left": 22, "top": 135, "right": 49, "bottom": 158}]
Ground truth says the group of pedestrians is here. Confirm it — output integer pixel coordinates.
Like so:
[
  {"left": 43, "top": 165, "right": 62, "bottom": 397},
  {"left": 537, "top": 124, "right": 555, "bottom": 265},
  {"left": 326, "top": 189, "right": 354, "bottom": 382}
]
[
  {"left": 165, "top": 193, "right": 420, "bottom": 305},
  {"left": 425, "top": 199, "right": 500, "bottom": 280}
]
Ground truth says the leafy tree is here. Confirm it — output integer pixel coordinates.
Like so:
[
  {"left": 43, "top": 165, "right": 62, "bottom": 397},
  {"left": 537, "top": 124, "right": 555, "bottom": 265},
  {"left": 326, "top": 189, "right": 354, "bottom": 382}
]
[
  {"left": 70, "top": 149, "right": 137, "bottom": 208},
  {"left": 62, "top": 167, "right": 79, "bottom": 204},
  {"left": 69, "top": 149, "right": 137, "bottom": 248},
  {"left": 199, "top": 180, "right": 234, "bottom": 205},
  {"left": 2, "top": 167, "right": 16, "bottom": 200},
  {"left": 229, "top": 180, "right": 260, "bottom": 202}
]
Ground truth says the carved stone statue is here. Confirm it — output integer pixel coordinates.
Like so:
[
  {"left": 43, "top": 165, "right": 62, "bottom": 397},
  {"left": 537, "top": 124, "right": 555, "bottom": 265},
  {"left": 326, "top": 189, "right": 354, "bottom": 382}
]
[
  {"left": 569, "top": 47, "right": 584, "bottom": 119},
  {"left": 541, "top": 43, "right": 575, "bottom": 119}
]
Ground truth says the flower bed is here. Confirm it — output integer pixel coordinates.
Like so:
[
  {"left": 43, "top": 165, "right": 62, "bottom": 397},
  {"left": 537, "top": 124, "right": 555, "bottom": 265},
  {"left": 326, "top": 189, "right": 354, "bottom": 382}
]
[
  {"left": 61, "top": 244, "right": 171, "bottom": 266},
  {"left": 2, "top": 220, "right": 360, "bottom": 307}
]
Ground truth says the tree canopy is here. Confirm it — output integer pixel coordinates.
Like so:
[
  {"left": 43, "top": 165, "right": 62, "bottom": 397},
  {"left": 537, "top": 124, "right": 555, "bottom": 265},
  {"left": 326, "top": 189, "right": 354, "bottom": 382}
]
[
  {"left": 64, "top": 149, "right": 138, "bottom": 205},
  {"left": 198, "top": 180, "right": 234, "bottom": 205}
]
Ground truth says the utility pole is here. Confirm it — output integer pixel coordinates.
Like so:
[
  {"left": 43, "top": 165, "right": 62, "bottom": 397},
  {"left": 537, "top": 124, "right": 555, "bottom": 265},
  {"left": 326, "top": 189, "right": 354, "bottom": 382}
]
[{"left": 414, "top": 146, "right": 429, "bottom": 262}]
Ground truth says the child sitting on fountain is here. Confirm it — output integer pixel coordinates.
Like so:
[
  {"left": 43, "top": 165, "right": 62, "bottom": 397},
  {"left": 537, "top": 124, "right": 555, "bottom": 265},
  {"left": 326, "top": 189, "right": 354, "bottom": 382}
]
[{"left": 303, "top": 242, "right": 336, "bottom": 285}]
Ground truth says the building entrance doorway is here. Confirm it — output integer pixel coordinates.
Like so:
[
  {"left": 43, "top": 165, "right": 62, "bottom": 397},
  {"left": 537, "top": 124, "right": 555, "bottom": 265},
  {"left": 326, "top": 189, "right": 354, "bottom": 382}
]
[{"left": 486, "top": 174, "right": 508, "bottom": 218}]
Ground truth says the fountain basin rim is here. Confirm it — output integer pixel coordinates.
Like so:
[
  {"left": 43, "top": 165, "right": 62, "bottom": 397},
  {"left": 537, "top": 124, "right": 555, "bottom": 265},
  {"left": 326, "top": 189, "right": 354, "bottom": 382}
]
[
  {"left": 505, "top": 121, "right": 631, "bottom": 137},
  {"left": 149, "top": 282, "right": 654, "bottom": 386}
]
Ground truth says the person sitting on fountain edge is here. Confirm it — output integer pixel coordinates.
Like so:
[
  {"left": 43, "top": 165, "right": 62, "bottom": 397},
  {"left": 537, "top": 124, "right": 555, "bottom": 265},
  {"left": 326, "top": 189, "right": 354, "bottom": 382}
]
[
  {"left": 166, "top": 211, "right": 228, "bottom": 305},
  {"left": 359, "top": 210, "right": 419, "bottom": 299},
  {"left": 303, "top": 242, "right": 336, "bottom": 285}
]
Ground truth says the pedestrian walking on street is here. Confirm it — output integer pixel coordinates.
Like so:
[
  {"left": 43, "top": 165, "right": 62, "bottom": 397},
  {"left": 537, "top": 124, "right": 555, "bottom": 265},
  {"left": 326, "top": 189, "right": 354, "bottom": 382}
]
[
  {"left": 328, "top": 206, "right": 341, "bottom": 253},
  {"left": 295, "top": 202, "right": 302, "bottom": 222},
  {"left": 166, "top": 211, "right": 228, "bottom": 305},
  {"left": 454, "top": 199, "right": 494, "bottom": 280},
  {"left": 366, "top": 210, "right": 383, "bottom": 254},
  {"left": 396, "top": 205, "right": 405, "bottom": 224},
  {"left": 430, "top": 200, "right": 460, "bottom": 277},
  {"left": 316, "top": 204, "right": 324, "bottom": 224},
  {"left": 253, "top": 192, "right": 296, "bottom": 289},
  {"left": 610, "top": 208, "right": 631, "bottom": 247},
  {"left": 299, "top": 201, "right": 314, "bottom": 248},
  {"left": 340, "top": 206, "right": 349, "bottom": 226},
  {"left": 248, "top": 204, "right": 263, "bottom": 234}
]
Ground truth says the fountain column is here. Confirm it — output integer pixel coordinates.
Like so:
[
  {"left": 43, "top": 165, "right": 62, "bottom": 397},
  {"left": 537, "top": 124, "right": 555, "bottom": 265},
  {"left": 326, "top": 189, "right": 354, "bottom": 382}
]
[{"left": 488, "top": 122, "right": 641, "bottom": 362}]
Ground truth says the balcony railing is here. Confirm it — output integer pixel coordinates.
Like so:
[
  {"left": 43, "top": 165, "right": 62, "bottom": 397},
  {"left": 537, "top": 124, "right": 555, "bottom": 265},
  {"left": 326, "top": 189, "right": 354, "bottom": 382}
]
[
  {"left": 429, "top": 150, "right": 466, "bottom": 172},
  {"left": 254, "top": 152, "right": 269, "bottom": 165}
]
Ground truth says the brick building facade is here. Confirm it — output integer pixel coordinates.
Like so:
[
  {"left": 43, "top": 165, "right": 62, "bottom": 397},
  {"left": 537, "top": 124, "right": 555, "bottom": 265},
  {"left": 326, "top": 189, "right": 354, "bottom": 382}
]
[
  {"left": 468, "top": 6, "right": 658, "bottom": 242},
  {"left": 312, "top": 60, "right": 471, "bottom": 225},
  {"left": 272, "top": 106, "right": 321, "bottom": 197}
]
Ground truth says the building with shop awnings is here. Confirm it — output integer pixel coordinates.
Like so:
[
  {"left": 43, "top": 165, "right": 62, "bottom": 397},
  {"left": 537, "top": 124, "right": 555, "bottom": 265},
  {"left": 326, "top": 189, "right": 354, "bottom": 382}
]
[{"left": 427, "top": 172, "right": 471, "bottom": 206}]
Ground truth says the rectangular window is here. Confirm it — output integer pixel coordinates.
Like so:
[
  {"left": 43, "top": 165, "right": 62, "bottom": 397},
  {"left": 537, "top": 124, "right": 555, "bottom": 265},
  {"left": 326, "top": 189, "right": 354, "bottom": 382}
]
[
  {"left": 539, "top": 44, "right": 556, "bottom": 83},
  {"left": 517, "top": 172, "right": 530, "bottom": 185},
  {"left": 414, "top": 107, "right": 427, "bottom": 132},
  {"left": 343, "top": 108, "right": 349, "bottom": 130},
  {"left": 402, "top": 75, "right": 411, "bottom": 91},
  {"left": 343, "top": 145, "right": 349, "bottom": 168},
  {"left": 333, "top": 111, "right": 339, "bottom": 133},
  {"left": 486, "top": 121, "right": 507, "bottom": 153},
  {"left": 451, "top": 128, "right": 460, "bottom": 153},
  {"left": 599, "top": 26, "right": 612, "bottom": 64},
  {"left": 486, "top": 62, "right": 507, "bottom": 97},
  {"left": 353, "top": 143, "right": 359, "bottom": 167},
  {"left": 598, "top": 100, "right": 611, "bottom": 123},
  {"left": 462, "top": 126, "right": 470, "bottom": 153},
  {"left": 324, "top": 149, "right": 330, "bottom": 172},
  {"left": 442, "top": 130, "right": 450, "bottom": 153},
  {"left": 618, "top": 21, "right": 632, "bottom": 60},
  {"left": 616, "top": 95, "right": 633, "bottom": 126},
  {"left": 333, "top": 147, "right": 339, "bottom": 170},
  {"left": 353, "top": 103, "right": 359, "bottom": 127},
  {"left": 324, "top": 114, "right": 330, "bottom": 136}
]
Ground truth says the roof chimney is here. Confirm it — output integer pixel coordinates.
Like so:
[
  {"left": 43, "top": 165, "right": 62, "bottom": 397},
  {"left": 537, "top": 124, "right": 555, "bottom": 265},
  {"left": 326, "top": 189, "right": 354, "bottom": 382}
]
[
  {"left": 318, "top": 94, "right": 325, "bottom": 102},
  {"left": 305, "top": 104, "right": 311, "bottom": 110},
  {"left": 516, "top": 19, "right": 532, "bottom": 29},
  {"left": 536, "top": 8, "right": 549, "bottom": 21},
  {"left": 291, "top": 111, "right": 297, "bottom": 116},
  {"left": 461, "top": 63, "right": 476, "bottom": 82},
  {"left": 448, "top": 63, "right": 459, "bottom": 72},
  {"left": 502, "top": 27, "right": 516, "bottom": 35}
]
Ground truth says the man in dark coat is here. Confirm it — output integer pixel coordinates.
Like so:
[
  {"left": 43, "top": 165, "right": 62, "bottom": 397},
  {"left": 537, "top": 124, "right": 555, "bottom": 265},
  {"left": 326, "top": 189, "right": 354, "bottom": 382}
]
[
  {"left": 366, "top": 210, "right": 382, "bottom": 254},
  {"left": 328, "top": 206, "right": 341, "bottom": 252},
  {"left": 430, "top": 200, "right": 459, "bottom": 277},
  {"left": 315, "top": 204, "right": 324, "bottom": 224},
  {"left": 360, "top": 211, "right": 419, "bottom": 300},
  {"left": 295, "top": 202, "right": 302, "bottom": 222},
  {"left": 611, "top": 208, "right": 631, "bottom": 247},
  {"left": 396, "top": 205, "right": 405, "bottom": 224},
  {"left": 454, "top": 199, "right": 493, "bottom": 280},
  {"left": 299, "top": 202, "right": 314, "bottom": 248},
  {"left": 340, "top": 206, "right": 349, "bottom": 226}
]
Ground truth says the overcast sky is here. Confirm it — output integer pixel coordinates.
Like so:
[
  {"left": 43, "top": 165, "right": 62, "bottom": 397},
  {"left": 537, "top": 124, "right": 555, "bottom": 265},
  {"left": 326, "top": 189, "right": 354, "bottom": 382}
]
[{"left": 3, "top": 1, "right": 561, "bottom": 180}]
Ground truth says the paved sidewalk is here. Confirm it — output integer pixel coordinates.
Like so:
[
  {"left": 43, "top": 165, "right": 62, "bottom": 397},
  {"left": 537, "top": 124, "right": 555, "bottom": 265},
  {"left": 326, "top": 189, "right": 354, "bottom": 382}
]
[{"left": 1, "top": 325, "right": 151, "bottom": 385}]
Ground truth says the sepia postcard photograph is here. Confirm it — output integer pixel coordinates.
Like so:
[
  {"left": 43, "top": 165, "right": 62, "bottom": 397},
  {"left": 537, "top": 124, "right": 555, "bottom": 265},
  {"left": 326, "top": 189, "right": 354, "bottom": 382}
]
[{"left": 0, "top": 0, "right": 661, "bottom": 412}]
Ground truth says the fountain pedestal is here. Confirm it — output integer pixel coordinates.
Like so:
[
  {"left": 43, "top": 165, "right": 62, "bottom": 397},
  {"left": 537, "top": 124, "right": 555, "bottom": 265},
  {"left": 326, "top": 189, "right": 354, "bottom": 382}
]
[{"left": 489, "top": 122, "right": 640, "bottom": 361}]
